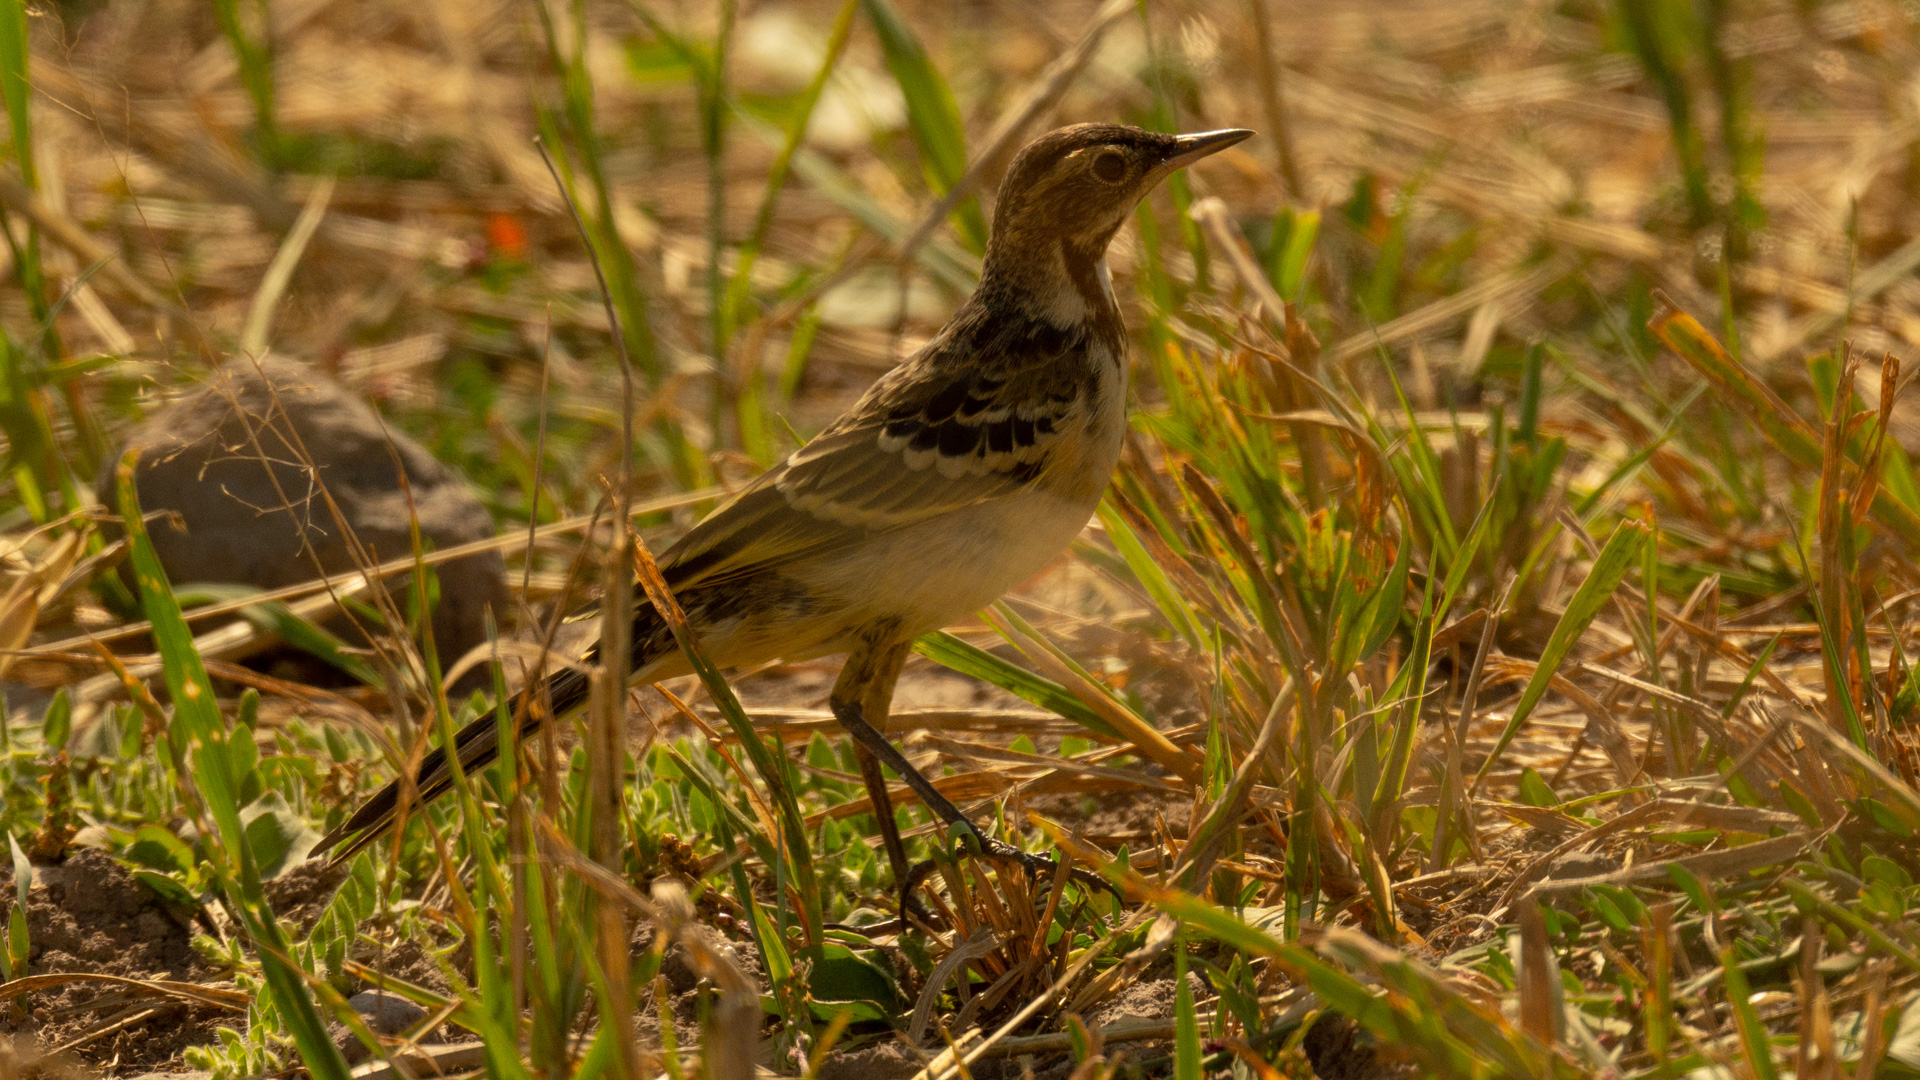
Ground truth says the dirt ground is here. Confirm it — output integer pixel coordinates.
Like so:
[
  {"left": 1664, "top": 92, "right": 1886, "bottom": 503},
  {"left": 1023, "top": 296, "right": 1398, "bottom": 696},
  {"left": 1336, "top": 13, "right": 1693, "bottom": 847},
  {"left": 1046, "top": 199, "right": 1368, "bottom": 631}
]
[{"left": 0, "top": 850, "right": 229, "bottom": 1076}]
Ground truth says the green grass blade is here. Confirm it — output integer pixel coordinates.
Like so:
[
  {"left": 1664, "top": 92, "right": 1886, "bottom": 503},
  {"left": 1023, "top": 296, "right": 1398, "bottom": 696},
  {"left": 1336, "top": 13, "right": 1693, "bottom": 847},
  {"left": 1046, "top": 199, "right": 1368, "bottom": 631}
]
[
  {"left": 1651, "top": 300, "right": 1920, "bottom": 548},
  {"left": 1472, "top": 519, "right": 1648, "bottom": 791},
  {"left": 209, "top": 0, "right": 280, "bottom": 168},
  {"left": 0, "top": 0, "right": 32, "bottom": 191},
  {"left": 719, "top": 0, "right": 857, "bottom": 343},
  {"left": 912, "top": 630, "right": 1119, "bottom": 740},
  {"left": 115, "top": 452, "right": 355, "bottom": 1080},
  {"left": 1096, "top": 500, "right": 1206, "bottom": 649},
  {"left": 632, "top": 541, "right": 822, "bottom": 947},
  {"left": 859, "top": 0, "right": 986, "bottom": 251},
  {"left": 1720, "top": 944, "right": 1782, "bottom": 1080},
  {"left": 1173, "top": 941, "right": 1201, "bottom": 1080},
  {"left": 774, "top": 132, "right": 979, "bottom": 290}
]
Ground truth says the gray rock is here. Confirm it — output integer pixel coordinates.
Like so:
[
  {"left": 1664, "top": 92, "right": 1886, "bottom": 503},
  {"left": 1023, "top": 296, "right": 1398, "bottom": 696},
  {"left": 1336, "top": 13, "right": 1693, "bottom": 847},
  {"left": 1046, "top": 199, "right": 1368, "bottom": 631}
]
[
  {"left": 331, "top": 990, "right": 432, "bottom": 1064},
  {"left": 348, "top": 989, "right": 430, "bottom": 1034},
  {"left": 1547, "top": 850, "right": 1618, "bottom": 880},
  {"left": 101, "top": 355, "right": 506, "bottom": 686}
]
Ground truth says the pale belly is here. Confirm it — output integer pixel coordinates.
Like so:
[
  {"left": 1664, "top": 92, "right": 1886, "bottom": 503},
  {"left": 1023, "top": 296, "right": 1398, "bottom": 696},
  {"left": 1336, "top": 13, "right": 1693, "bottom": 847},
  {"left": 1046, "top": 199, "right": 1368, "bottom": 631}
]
[
  {"left": 791, "top": 483, "right": 1102, "bottom": 636},
  {"left": 658, "top": 344, "right": 1130, "bottom": 672},
  {"left": 636, "top": 488, "right": 1101, "bottom": 682}
]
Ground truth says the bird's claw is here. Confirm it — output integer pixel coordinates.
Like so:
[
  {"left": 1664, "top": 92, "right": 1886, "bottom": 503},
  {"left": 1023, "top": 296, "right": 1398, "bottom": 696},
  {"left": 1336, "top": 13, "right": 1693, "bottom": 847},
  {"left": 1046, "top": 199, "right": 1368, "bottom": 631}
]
[{"left": 897, "top": 827, "right": 1123, "bottom": 923}]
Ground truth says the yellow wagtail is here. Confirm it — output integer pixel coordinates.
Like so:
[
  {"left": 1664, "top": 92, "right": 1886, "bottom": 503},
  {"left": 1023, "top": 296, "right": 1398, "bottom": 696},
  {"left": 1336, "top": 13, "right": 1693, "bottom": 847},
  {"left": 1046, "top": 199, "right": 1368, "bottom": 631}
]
[{"left": 315, "top": 123, "right": 1254, "bottom": 884}]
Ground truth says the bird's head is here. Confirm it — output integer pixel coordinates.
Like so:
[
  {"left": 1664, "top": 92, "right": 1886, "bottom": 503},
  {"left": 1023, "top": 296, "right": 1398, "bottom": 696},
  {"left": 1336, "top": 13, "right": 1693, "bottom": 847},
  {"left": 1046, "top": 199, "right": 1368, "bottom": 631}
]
[{"left": 985, "top": 123, "right": 1253, "bottom": 270}]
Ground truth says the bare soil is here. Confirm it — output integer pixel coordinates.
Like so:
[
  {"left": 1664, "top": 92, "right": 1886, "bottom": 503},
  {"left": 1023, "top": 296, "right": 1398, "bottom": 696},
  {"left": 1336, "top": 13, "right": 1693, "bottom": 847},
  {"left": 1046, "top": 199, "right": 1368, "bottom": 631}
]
[{"left": 0, "top": 850, "right": 228, "bottom": 1076}]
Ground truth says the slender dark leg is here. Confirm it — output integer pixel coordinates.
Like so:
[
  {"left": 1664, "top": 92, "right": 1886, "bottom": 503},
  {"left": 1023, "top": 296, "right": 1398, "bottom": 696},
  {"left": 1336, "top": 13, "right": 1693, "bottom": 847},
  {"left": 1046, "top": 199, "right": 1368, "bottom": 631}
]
[
  {"left": 832, "top": 640, "right": 921, "bottom": 884},
  {"left": 852, "top": 749, "right": 911, "bottom": 884},
  {"left": 831, "top": 638, "right": 988, "bottom": 851},
  {"left": 831, "top": 635, "right": 1124, "bottom": 920}
]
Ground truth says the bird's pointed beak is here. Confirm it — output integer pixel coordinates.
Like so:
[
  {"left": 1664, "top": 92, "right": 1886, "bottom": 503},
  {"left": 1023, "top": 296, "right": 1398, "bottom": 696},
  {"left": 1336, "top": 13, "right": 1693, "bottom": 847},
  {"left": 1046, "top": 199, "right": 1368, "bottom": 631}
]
[{"left": 1161, "top": 128, "right": 1255, "bottom": 172}]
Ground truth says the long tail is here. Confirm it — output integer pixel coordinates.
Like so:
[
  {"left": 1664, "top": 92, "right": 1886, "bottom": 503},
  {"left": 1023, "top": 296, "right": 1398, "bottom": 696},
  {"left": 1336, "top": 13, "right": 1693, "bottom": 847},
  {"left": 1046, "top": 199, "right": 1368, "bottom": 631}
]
[{"left": 311, "top": 651, "right": 599, "bottom": 865}]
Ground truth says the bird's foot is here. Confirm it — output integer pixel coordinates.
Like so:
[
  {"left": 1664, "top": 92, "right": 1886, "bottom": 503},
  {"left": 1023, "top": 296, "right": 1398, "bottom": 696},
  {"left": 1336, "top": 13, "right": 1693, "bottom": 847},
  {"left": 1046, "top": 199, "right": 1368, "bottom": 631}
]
[{"left": 896, "top": 823, "right": 1122, "bottom": 918}]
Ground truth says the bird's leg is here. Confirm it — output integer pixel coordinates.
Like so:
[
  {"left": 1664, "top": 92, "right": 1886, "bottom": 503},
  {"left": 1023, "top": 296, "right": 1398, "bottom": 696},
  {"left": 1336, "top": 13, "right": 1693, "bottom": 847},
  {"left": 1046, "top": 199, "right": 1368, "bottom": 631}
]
[
  {"left": 847, "top": 641, "right": 912, "bottom": 885},
  {"left": 852, "top": 749, "right": 910, "bottom": 881},
  {"left": 831, "top": 639, "right": 987, "bottom": 851},
  {"left": 830, "top": 637, "right": 1073, "bottom": 885},
  {"left": 832, "top": 639, "right": 952, "bottom": 924},
  {"left": 832, "top": 636, "right": 1123, "bottom": 920}
]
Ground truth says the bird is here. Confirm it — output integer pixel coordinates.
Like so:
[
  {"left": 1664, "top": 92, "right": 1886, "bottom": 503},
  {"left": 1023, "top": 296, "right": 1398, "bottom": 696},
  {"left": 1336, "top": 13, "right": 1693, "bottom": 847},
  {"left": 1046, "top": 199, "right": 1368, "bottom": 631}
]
[{"left": 313, "top": 122, "right": 1255, "bottom": 892}]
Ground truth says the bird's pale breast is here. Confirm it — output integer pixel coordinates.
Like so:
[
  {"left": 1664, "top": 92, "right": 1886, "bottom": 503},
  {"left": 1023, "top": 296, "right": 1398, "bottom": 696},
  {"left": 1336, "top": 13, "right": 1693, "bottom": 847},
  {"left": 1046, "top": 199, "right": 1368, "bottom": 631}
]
[{"left": 799, "top": 334, "right": 1129, "bottom": 637}]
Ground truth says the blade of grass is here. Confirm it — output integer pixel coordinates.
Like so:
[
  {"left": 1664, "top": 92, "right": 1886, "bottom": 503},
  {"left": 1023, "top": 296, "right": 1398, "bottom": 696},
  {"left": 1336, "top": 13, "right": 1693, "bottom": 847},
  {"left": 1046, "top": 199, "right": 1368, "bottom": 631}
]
[
  {"left": 630, "top": 540, "right": 823, "bottom": 947},
  {"left": 859, "top": 0, "right": 985, "bottom": 252},
  {"left": 912, "top": 630, "right": 1119, "bottom": 739},
  {"left": 115, "top": 453, "right": 353, "bottom": 1080},
  {"left": 210, "top": 0, "right": 280, "bottom": 168},
  {"left": 1471, "top": 519, "right": 1648, "bottom": 792},
  {"left": 1650, "top": 296, "right": 1920, "bottom": 548}
]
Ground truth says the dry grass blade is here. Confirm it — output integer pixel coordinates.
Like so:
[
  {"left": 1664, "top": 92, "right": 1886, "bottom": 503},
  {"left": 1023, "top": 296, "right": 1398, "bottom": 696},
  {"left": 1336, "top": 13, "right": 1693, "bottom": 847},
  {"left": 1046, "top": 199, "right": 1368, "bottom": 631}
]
[
  {"left": 0, "top": 527, "right": 82, "bottom": 681},
  {"left": 1328, "top": 261, "right": 1562, "bottom": 362},
  {"left": 909, "top": 927, "right": 1000, "bottom": 1047},
  {"left": 0, "top": 973, "right": 248, "bottom": 1011},
  {"left": 1514, "top": 900, "right": 1557, "bottom": 1045},
  {"left": 0, "top": 175, "right": 170, "bottom": 310},
  {"left": 238, "top": 175, "right": 334, "bottom": 356}
]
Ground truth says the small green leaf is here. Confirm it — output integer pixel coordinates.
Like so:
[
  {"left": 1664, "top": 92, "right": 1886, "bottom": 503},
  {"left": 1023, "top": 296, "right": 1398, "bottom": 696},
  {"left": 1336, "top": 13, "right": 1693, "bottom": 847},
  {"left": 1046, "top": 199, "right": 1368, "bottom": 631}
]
[
  {"left": 1866, "top": 855, "right": 1914, "bottom": 890},
  {"left": 39, "top": 690, "right": 69, "bottom": 751},
  {"left": 240, "top": 791, "right": 320, "bottom": 879},
  {"left": 808, "top": 944, "right": 907, "bottom": 1019},
  {"left": 125, "top": 825, "right": 195, "bottom": 876},
  {"left": 6, "top": 903, "right": 27, "bottom": 981},
  {"left": 6, "top": 834, "right": 27, "bottom": 910},
  {"left": 131, "top": 869, "right": 202, "bottom": 912},
  {"left": 1517, "top": 768, "right": 1560, "bottom": 808},
  {"left": 1668, "top": 864, "right": 1713, "bottom": 917},
  {"left": 1582, "top": 888, "right": 1629, "bottom": 934},
  {"left": 1778, "top": 780, "right": 1821, "bottom": 828},
  {"left": 1863, "top": 797, "right": 1916, "bottom": 837}
]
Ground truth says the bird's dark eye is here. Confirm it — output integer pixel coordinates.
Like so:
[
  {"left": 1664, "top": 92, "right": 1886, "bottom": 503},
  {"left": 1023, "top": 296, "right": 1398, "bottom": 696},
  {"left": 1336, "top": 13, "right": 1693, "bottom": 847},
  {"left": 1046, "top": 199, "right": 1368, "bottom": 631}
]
[{"left": 1091, "top": 151, "right": 1128, "bottom": 182}]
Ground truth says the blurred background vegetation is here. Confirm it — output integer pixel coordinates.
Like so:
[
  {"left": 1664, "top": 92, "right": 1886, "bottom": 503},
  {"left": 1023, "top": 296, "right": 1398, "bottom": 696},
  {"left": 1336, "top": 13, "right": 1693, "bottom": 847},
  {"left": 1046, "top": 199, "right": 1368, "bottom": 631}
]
[{"left": 6, "top": 0, "right": 1920, "bottom": 1077}]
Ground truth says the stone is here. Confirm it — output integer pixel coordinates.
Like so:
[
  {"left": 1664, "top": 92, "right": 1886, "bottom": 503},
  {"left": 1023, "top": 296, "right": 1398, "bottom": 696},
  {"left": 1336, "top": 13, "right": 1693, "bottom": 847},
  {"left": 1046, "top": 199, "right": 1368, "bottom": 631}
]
[
  {"left": 1547, "top": 850, "right": 1618, "bottom": 880},
  {"left": 331, "top": 990, "right": 432, "bottom": 1064},
  {"left": 100, "top": 354, "right": 507, "bottom": 686},
  {"left": 348, "top": 990, "right": 430, "bottom": 1034}
]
